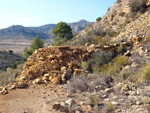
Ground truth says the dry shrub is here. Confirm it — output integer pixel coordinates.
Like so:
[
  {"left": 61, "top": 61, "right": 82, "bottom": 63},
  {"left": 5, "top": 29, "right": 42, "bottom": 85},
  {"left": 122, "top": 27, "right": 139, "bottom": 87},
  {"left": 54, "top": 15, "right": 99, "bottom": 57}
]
[
  {"left": 100, "top": 55, "right": 128, "bottom": 75},
  {"left": 129, "top": 0, "right": 147, "bottom": 14},
  {"left": 66, "top": 76, "right": 89, "bottom": 93},
  {"left": 136, "top": 63, "right": 150, "bottom": 84},
  {"left": 82, "top": 49, "right": 113, "bottom": 73}
]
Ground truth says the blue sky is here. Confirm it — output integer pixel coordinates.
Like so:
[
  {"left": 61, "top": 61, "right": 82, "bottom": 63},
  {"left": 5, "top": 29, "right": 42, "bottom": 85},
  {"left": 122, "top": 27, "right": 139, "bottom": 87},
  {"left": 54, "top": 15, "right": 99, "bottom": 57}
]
[{"left": 0, "top": 0, "right": 116, "bottom": 28}]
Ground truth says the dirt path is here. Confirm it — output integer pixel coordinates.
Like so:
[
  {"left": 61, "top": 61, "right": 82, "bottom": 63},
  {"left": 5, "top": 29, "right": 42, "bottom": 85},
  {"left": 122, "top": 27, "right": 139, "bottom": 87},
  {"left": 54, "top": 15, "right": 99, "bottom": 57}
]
[{"left": 0, "top": 84, "right": 69, "bottom": 113}]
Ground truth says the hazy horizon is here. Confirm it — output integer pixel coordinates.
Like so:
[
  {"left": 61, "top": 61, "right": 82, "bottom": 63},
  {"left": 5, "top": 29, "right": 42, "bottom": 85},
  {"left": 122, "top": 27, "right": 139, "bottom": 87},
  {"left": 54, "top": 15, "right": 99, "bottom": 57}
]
[{"left": 0, "top": 0, "right": 116, "bottom": 29}]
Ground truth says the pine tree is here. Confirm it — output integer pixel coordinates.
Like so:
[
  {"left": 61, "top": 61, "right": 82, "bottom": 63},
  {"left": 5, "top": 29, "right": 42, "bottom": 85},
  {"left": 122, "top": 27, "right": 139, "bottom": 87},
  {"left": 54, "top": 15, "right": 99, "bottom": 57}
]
[{"left": 24, "top": 35, "right": 44, "bottom": 58}]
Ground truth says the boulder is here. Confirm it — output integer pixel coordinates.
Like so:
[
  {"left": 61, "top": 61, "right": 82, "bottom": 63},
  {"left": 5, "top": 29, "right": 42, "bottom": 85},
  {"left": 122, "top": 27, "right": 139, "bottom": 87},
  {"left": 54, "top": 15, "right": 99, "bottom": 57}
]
[
  {"left": 17, "top": 82, "right": 28, "bottom": 88},
  {"left": 51, "top": 77, "right": 60, "bottom": 84},
  {"left": 0, "top": 87, "right": 8, "bottom": 95},
  {"left": 121, "top": 84, "right": 130, "bottom": 93}
]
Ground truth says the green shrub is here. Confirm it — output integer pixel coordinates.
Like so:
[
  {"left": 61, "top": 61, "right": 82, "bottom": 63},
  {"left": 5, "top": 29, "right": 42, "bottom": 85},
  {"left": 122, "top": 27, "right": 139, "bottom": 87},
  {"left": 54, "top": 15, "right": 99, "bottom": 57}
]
[
  {"left": 53, "top": 38, "right": 65, "bottom": 46},
  {"left": 83, "top": 50, "right": 113, "bottom": 72},
  {"left": 118, "top": 11, "right": 124, "bottom": 16},
  {"left": 100, "top": 55, "right": 128, "bottom": 75},
  {"left": 0, "top": 79, "right": 9, "bottom": 86},
  {"left": 145, "top": 30, "right": 150, "bottom": 43},
  {"left": 114, "top": 55, "right": 128, "bottom": 67},
  {"left": 88, "top": 95, "right": 99, "bottom": 108},
  {"left": 105, "top": 29, "right": 116, "bottom": 37},
  {"left": 117, "top": 43, "right": 124, "bottom": 54},
  {"left": 8, "top": 50, "right": 13, "bottom": 54},
  {"left": 117, "top": 0, "right": 122, "bottom": 2},
  {"left": 121, "top": 72, "right": 129, "bottom": 81},
  {"left": 107, "top": 102, "right": 114, "bottom": 112},
  {"left": 66, "top": 76, "right": 89, "bottom": 93},
  {"left": 11, "top": 64, "right": 17, "bottom": 69},
  {"left": 96, "top": 17, "right": 102, "bottom": 22},
  {"left": 129, "top": 0, "right": 147, "bottom": 14},
  {"left": 1, "top": 68, "right": 7, "bottom": 71},
  {"left": 125, "top": 19, "right": 131, "bottom": 24},
  {"left": 136, "top": 64, "right": 150, "bottom": 84},
  {"left": 24, "top": 35, "right": 44, "bottom": 58},
  {"left": 120, "top": 23, "right": 127, "bottom": 29},
  {"left": 141, "top": 96, "right": 150, "bottom": 104},
  {"left": 92, "top": 36, "right": 109, "bottom": 45},
  {"left": 81, "top": 61, "right": 89, "bottom": 70}
]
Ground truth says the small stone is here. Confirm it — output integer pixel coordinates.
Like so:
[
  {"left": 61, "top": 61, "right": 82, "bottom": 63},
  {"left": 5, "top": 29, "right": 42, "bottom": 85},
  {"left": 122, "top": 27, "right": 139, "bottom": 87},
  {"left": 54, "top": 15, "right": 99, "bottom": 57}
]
[
  {"left": 0, "top": 87, "right": 8, "bottom": 95},
  {"left": 60, "top": 102, "right": 66, "bottom": 106},
  {"left": 65, "top": 99, "right": 76, "bottom": 107},
  {"left": 60, "top": 106, "right": 69, "bottom": 112},
  {"left": 137, "top": 90, "right": 141, "bottom": 95},
  {"left": 129, "top": 91, "right": 136, "bottom": 96},
  {"left": 17, "top": 82, "right": 28, "bottom": 88},
  {"left": 76, "top": 110, "right": 82, "bottom": 113},
  {"left": 111, "top": 101, "right": 119, "bottom": 105},
  {"left": 103, "top": 95, "right": 107, "bottom": 98},
  {"left": 136, "top": 101, "right": 141, "bottom": 105},
  {"left": 121, "top": 84, "right": 130, "bottom": 93},
  {"left": 52, "top": 104, "right": 61, "bottom": 110},
  {"left": 105, "top": 88, "right": 112, "bottom": 93},
  {"left": 51, "top": 77, "right": 60, "bottom": 84}
]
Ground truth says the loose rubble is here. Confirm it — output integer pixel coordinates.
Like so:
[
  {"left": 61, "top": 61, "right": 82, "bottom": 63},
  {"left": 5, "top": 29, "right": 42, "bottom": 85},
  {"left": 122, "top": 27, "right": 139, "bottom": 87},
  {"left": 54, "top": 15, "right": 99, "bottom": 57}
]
[{"left": 5, "top": 42, "right": 133, "bottom": 90}]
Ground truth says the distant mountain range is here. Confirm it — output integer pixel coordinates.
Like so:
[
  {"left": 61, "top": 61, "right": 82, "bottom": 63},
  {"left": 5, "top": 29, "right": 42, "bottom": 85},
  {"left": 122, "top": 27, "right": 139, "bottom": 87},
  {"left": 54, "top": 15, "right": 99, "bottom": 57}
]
[{"left": 0, "top": 20, "right": 92, "bottom": 44}]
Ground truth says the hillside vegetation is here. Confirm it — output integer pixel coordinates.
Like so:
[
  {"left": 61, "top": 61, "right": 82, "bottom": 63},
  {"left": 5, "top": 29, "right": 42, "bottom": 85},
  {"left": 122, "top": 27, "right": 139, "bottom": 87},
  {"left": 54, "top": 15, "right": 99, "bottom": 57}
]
[{"left": 0, "top": 50, "right": 23, "bottom": 71}]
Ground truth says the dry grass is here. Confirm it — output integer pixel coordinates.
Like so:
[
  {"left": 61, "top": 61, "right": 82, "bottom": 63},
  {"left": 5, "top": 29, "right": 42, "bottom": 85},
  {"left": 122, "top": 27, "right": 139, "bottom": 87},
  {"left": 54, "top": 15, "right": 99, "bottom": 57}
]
[
  {"left": 136, "top": 63, "right": 150, "bottom": 84},
  {"left": 0, "top": 64, "right": 24, "bottom": 86}
]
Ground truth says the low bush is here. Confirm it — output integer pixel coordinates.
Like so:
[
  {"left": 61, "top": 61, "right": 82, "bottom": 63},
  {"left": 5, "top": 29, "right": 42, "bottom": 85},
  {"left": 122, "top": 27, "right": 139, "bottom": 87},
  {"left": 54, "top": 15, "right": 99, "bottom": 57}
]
[
  {"left": 8, "top": 50, "right": 13, "bottom": 54},
  {"left": 88, "top": 95, "right": 99, "bottom": 108},
  {"left": 141, "top": 96, "right": 150, "bottom": 104},
  {"left": 105, "top": 29, "right": 116, "bottom": 37},
  {"left": 11, "top": 64, "right": 17, "bottom": 69},
  {"left": 120, "top": 23, "right": 127, "bottom": 29},
  {"left": 136, "top": 64, "right": 150, "bottom": 84},
  {"left": 92, "top": 36, "right": 109, "bottom": 45},
  {"left": 117, "top": 0, "right": 122, "bottom": 2},
  {"left": 117, "top": 43, "right": 124, "bottom": 54},
  {"left": 66, "top": 73, "right": 112, "bottom": 94},
  {"left": 82, "top": 50, "right": 113, "bottom": 72},
  {"left": 129, "top": 0, "right": 147, "bottom": 14},
  {"left": 129, "top": 52, "right": 146, "bottom": 65},
  {"left": 96, "top": 17, "right": 102, "bottom": 22},
  {"left": 100, "top": 55, "right": 128, "bottom": 75},
  {"left": 66, "top": 76, "right": 89, "bottom": 93},
  {"left": 53, "top": 38, "right": 65, "bottom": 46},
  {"left": 107, "top": 102, "right": 114, "bottom": 112}
]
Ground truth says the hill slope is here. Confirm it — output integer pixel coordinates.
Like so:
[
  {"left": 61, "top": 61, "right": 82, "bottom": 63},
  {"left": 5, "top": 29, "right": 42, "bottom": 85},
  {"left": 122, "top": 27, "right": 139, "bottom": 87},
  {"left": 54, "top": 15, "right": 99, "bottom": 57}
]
[
  {"left": 66, "top": 0, "right": 150, "bottom": 46},
  {"left": 0, "top": 20, "right": 92, "bottom": 44},
  {"left": 0, "top": 51, "right": 23, "bottom": 70}
]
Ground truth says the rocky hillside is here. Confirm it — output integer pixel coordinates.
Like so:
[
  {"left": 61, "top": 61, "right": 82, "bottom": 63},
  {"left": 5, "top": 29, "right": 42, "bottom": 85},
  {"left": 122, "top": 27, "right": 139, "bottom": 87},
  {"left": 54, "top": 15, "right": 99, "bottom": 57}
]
[
  {"left": 113, "top": 11, "right": 150, "bottom": 42},
  {"left": 66, "top": 0, "right": 150, "bottom": 46},
  {"left": 1, "top": 0, "right": 150, "bottom": 113},
  {"left": 0, "top": 20, "right": 92, "bottom": 44}
]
